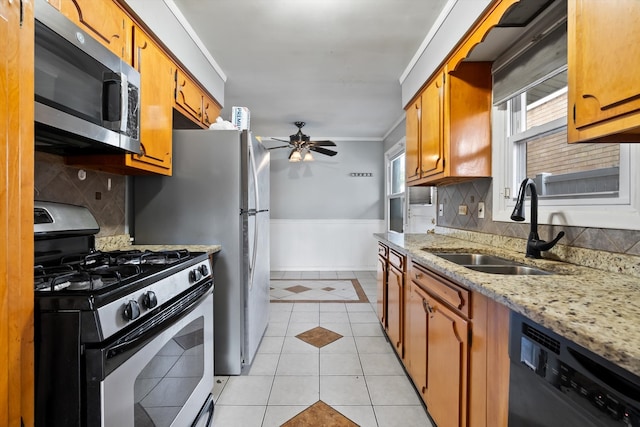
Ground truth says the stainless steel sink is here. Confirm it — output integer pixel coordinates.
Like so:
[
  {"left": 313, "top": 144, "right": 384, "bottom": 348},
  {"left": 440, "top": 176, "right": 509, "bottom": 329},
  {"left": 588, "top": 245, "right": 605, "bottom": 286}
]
[
  {"left": 464, "top": 265, "right": 553, "bottom": 275},
  {"left": 432, "top": 253, "right": 520, "bottom": 266},
  {"left": 430, "top": 252, "right": 554, "bottom": 275}
]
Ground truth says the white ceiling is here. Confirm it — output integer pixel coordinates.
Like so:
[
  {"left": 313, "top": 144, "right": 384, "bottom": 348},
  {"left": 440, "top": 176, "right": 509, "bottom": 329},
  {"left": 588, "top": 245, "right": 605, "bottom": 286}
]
[{"left": 170, "top": 0, "right": 449, "bottom": 141}]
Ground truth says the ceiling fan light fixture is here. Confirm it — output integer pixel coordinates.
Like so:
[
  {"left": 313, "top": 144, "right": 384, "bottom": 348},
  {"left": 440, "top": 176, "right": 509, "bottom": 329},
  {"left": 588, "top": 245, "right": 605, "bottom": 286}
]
[
  {"left": 289, "top": 149, "right": 302, "bottom": 162},
  {"left": 303, "top": 151, "right": 314, "bottom": 162}
]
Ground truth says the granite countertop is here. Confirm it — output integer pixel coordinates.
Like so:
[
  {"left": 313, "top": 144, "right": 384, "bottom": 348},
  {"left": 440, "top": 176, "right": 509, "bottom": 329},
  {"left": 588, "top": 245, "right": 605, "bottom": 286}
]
[
  {"left": 95, "top": 234, "right": 222, "bottom": 256},
  {"left": 375, "top": 232, "right": 640, "bottom": 378}
]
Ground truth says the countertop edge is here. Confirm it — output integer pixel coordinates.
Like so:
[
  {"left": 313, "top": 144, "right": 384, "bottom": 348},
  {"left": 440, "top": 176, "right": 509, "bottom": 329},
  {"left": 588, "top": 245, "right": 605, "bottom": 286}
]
[{"left": 374, "top": 232, "right": 640, "bottom": 379}]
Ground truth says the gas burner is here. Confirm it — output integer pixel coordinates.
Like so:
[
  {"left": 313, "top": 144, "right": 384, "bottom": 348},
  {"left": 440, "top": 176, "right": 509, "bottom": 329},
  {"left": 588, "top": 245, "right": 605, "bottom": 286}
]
[{"left": 114, "top": 249, "right": 191, "bottom": 266}]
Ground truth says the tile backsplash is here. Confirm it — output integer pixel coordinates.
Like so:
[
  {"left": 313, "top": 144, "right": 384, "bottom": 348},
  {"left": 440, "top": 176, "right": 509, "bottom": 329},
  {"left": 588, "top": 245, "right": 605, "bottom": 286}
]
[
  {"left": 437, "top": 178, "right": 640, "bottom": 256},
  {"left": 34, "top": 152, "right": 126, "bottom": 237}
]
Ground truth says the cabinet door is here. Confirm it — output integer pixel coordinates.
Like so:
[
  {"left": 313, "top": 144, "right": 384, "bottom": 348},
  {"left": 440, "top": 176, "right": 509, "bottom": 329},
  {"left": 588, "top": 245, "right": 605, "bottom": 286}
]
[
  {"left": 569, "top": 0, "right": 640, "bottom": 142},
  {"left": 376, "top": 254, "right": 388, "bottom": 326},
  {"left": 130, "top": 28, "right": 173, "bottom": 174},
  {"left": 202, "top": 93, "right": 220, "bottom": 128},
  {"left": 56, "top": 0, "right": 131, "bottom": 59},
  {"left": 426, "top": 292, "right": 469, "bottom": 427},
  {"left": 387, "top": 265, "right": 404, "bottom": 357},
  {"left": 420, "top": 70, "right": 445, "bottom": 177},
  {"left": 1, "top": 0, "right": 34, "bottom": 425},
  {"left": 406, "top": 96, "right": 421, "bottom": 183},
  {"left": 405, "top": 280, "right": 429, "bottom": 401},
  {"left": 175, "top": 69, "right": 204, "bottom": 124}
]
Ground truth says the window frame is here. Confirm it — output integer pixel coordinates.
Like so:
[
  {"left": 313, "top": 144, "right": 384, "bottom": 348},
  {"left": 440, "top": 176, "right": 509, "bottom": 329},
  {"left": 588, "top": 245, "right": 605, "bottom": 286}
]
[
  {"left": 385, "top": 140, "right": 407, "bottom": 233},
  {"left": 492, "top": 109, "right": 639, "bottom": 229}
]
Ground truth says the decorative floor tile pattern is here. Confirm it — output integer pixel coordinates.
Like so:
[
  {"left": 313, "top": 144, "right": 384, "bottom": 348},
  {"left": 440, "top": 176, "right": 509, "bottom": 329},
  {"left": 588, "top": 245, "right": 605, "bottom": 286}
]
[
  {"left": 281, "top": 400, "right": 358, "bottom": 427},
  {"left": 270, "top": 279, "right": 369, "bottom": 303},
  {"left": 212, "top": 271, "right": 434, "bottom": 427},
  {"left": 296, "top": 326, "right": 343, "bottom": 348}
]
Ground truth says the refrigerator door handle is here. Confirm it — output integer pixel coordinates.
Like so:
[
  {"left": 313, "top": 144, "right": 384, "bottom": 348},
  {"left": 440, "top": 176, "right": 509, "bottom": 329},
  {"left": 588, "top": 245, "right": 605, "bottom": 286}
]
[{"left": 248, "top": 137, "right": 260, "bottom": 290}]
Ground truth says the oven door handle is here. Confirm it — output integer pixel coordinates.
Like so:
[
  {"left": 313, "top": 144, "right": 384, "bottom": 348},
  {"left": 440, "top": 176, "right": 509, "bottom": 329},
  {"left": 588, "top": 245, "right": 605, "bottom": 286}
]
[{"left": 105, "top": 281, "right": 212, "bottom": 360}]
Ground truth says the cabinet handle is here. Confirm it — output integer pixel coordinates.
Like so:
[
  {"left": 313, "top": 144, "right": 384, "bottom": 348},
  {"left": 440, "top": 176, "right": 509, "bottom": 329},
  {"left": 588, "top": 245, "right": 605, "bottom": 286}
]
[
  {"left": 415, "top": 272, "right": 422, "bottom": 279},
  {"left": 137, "top": 143, "right": 147, "bottom": 158},
  {"left": 421, "top": 386, "right": 426, "bottom": 394},
  {"left": 422, "top": 298, "right": 434, "bottom": 314}
]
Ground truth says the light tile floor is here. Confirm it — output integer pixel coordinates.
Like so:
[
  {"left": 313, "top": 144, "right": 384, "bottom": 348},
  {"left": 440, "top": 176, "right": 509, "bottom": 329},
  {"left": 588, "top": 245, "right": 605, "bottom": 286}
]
[{"left": 212, "top": 271, "right": 434, "bottom": 427}]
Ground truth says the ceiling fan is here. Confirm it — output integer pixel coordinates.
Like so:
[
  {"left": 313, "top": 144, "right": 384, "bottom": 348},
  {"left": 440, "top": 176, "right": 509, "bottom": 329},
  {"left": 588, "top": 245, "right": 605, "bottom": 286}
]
[{"left": 269, "top": 121, "right": 337, "bottom": 162}]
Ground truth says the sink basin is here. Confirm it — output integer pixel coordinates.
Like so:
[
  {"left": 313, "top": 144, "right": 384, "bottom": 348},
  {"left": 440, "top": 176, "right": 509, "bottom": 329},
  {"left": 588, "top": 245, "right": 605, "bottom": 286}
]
[
  {"left": 464, "top": 265, "right": 553, "bottom": 275},
  {"left": 432, "top": 253, "right": 520, "bottom": 266},
  {"left": 430, "top": 252, "right": 555, "bottom": 275}
]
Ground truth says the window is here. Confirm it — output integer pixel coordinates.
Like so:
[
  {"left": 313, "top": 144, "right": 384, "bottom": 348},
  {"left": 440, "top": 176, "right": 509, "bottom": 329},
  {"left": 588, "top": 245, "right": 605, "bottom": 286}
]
[
  {"left": 387, "top": 151, "right": 405, "bottom": 233},
  {"left": 492, "top": 9, "right": 639, "bottom": 229}
]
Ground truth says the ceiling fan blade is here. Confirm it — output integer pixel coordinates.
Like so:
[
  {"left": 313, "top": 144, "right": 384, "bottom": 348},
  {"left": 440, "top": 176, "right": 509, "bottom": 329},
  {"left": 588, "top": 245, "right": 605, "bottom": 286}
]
[
  {"left": 309, "top": 140, "right": 336, "bottom": 147},
  {"left": 267, "top": 145, "right": 291, "bottom": 150},
  {"left": 270, "top": 137, "right": 290, "bottom": 143},
  {"left": 309, "top": 146, "right": 338, "bottom": 157}
]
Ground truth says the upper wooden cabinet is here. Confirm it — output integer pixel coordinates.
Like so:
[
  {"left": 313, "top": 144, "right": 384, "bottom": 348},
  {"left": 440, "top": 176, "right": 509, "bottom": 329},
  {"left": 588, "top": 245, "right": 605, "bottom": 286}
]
[
  {"left": 46, "top": 0, "right": 132, "bottom": 60},
  {"left": 175, "top": 69, "right": 222, "bottom": 128},
  {"left": 568, "top": 0, "right": 640, "bottom": 143},
  {"left": 406, "top": 62, "right": 492, "bottom": 186},
  {"left": 129, "top": 26, "right": 174, "bottom": 174},
  {"left": 46, "top": 0, "right": 222, "bottom": 175}
]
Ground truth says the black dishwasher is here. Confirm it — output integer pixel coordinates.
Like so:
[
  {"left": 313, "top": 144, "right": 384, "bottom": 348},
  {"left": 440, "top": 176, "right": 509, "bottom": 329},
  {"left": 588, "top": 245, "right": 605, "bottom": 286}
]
[{"left": 509, "top": 312, "right": 640, "bottom": 426}]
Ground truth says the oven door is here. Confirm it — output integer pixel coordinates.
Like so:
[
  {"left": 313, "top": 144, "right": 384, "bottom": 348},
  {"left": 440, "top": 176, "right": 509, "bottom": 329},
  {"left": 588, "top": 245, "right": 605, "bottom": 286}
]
[{"left": 90, "top": 282, "right": 214, "bottom": 427}]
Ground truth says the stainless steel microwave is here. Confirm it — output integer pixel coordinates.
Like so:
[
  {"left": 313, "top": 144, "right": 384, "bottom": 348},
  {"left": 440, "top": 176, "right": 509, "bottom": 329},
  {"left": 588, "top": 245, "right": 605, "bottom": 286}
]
[{"left": 34, "top": 0, "right": 140, "bottom": 155}]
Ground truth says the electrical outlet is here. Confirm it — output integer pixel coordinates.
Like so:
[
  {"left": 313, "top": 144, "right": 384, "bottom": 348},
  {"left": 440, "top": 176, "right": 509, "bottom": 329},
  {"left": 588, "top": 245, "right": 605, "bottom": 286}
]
[
  {"left": 478, "top": 202, "right": 485, "bottom": 219},
  {"left": 438, "top": 204, "right": 444, "bottom": 217},
  {"left": 458, "top": 205, "right": 468, "bottom": 215}
]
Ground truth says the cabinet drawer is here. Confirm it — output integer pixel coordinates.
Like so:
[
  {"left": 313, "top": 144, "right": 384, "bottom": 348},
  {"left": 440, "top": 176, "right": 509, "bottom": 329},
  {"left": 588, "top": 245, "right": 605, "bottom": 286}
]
[
  {"left": 389, "top": 249, "right": 406, "bottom": 272},
  {"left": 378, "top": 243, "right": 388, "bottom": 258},
  {"left": 410, "top": 261, "right": 470, "bottom": 317}
]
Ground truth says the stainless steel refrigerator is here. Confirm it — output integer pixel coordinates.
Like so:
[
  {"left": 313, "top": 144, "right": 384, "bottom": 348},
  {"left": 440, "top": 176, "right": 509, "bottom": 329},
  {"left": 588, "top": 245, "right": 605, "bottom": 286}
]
[{"left": 133, "top": 129, "right": 270, "bottom": 375}]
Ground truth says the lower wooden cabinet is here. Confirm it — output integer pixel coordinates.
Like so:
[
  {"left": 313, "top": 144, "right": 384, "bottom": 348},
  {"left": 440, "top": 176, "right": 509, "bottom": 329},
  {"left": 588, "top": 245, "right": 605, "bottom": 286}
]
[
  {"left": 376, "top": 244, "right": 406, "bottom": 359},
  {"left": 372, "top": 245, "right": 511, "bottom": 427},
  {"left": 387, "top": 263, "right": 404, "bottom": 357},
  {"left": 405, "top": 280, "right": 429, "bottom": 397},
  {"left": 376, "top": 244, "right": 388, "bottom": 326},
  {"left": 408, "top": 260, "right": 469, "bottom": 427}
]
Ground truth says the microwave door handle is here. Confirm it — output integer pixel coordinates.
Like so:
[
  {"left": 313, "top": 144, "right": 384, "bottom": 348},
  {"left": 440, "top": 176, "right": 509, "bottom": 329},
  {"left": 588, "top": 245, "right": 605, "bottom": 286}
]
[
  {"left": 101, "top": 72, "right": 127, "bottom": 132},
  {"left": 119, "top": 72, "right": 128, "bottom": 133}
]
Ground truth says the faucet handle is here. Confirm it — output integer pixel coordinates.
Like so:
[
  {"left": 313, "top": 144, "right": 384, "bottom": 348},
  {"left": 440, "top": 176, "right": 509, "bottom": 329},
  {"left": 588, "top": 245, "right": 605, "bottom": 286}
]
[{"left": 527, "top": 231, "right": 565, "bottom": 258}]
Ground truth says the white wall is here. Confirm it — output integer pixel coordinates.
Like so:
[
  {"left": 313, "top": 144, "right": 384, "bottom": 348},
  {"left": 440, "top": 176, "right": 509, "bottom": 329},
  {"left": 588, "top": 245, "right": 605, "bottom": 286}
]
[
  {"left": 270, "top": 140, "right": 385, "bottom": 270},
  {"left": 270, "top": 219, "right": 384, "bottom": 271}
]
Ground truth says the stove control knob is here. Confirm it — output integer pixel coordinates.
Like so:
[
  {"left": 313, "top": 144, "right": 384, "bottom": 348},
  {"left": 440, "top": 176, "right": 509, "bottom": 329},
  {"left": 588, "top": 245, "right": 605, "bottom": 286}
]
[
  {"left": 142, "top": 291, "right": 158, "bottom": 309},
  {"left": 189, "top": 269, "right": 202, "bottom": 283},
  {"left": 123, "top": 300, "right": 141, "bottom": 321},
  {"left": 199, "top": 264, "right": 209, "bottom": 277}
]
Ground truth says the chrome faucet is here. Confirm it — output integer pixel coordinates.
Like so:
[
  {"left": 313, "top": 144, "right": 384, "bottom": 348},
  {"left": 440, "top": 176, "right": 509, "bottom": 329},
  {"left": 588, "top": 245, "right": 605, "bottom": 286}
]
[{"left": 510, "top": 178, "right": 565, "bottom": 258}]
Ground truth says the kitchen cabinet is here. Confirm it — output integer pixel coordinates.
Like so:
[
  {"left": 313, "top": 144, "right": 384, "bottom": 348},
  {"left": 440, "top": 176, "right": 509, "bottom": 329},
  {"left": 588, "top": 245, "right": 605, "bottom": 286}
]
[
  {"left": 202, "top": 93, "right": 219, "bottom": 128},
  {"left": 386, "top": 249, "right": 406, "bottom": 358},
  {"left": 128, "top": 26, "right": 174, "bottom": 174},
  {"left": 409, "top": 260, "right": 469, "bottom": 427},
  {"left": 1, "top": 0, "right": 35, "bottom": 425},
  {"left": 405, "top": 62, "right": 492, "bottom": 186},
  {"left": 405, "top": 279, "right": 429, "bottom": 399},
  {"left": 175, "top": 69, "right": 222, "bottom": 129},
  {"left": 45, "top": 0, "right": 132, "bottom": 61},
  {"left": 568, "top": 0, "right": 640, "bottom": 143},
  {"left": 376, "top": 243, "right": 388, "bottom": 326}
]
